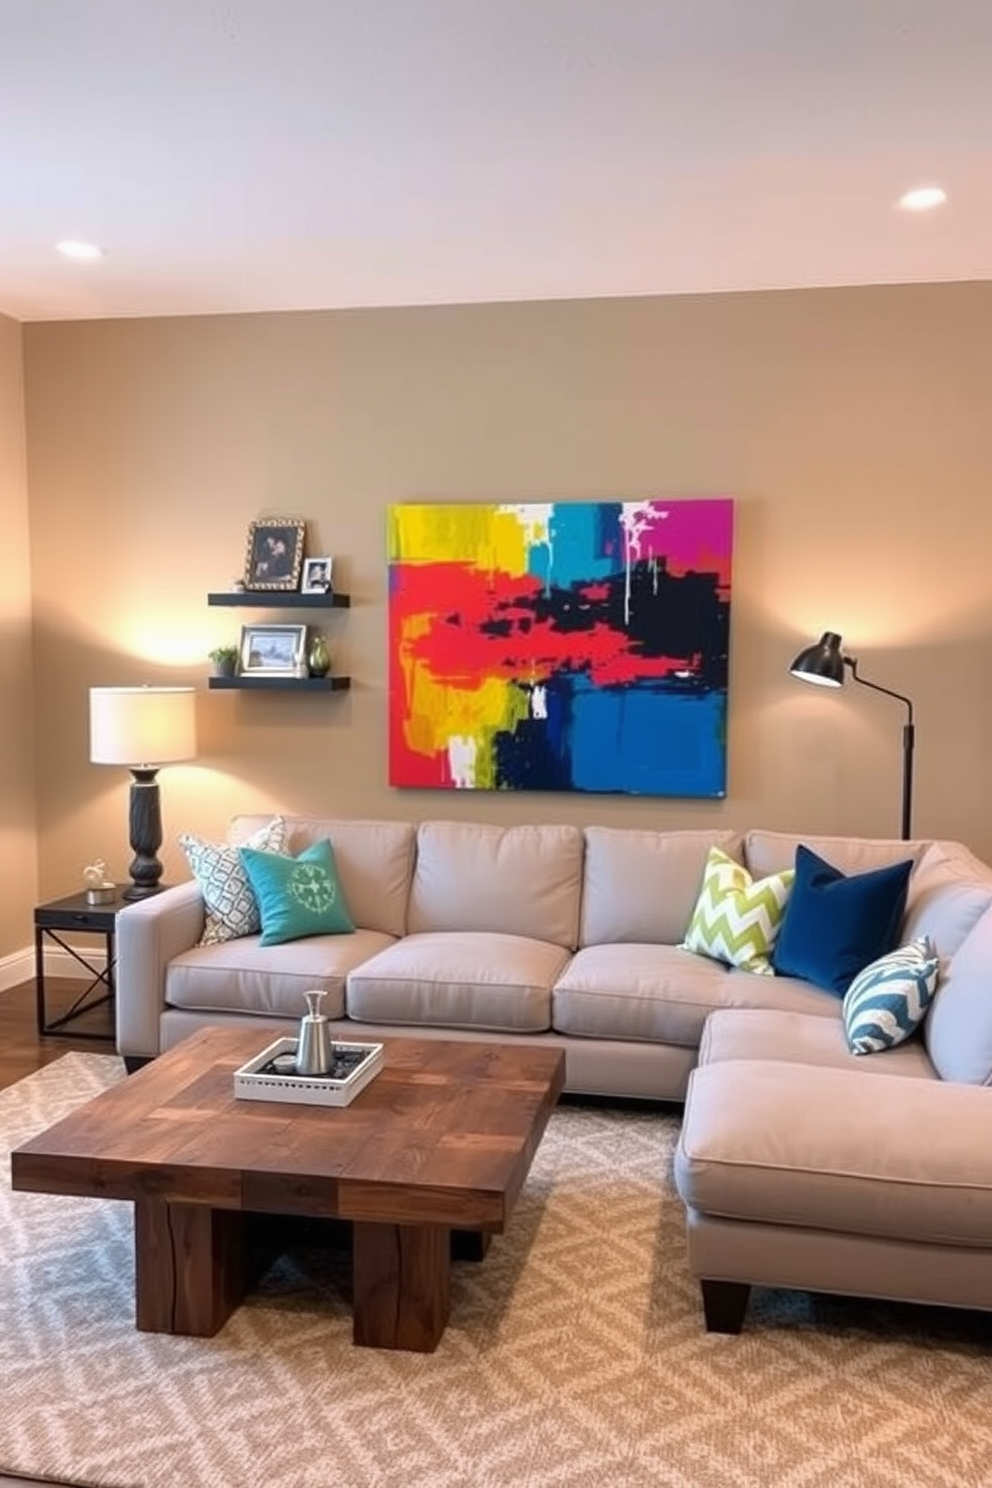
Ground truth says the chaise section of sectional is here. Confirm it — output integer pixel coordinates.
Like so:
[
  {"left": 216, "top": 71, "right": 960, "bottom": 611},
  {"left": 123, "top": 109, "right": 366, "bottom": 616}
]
[
  {"left": 675, "top": 1045, "right": 992, "bottom": 1331},
  {"left": 674, "top": 857, "right": 992, "bottom": 1332}
]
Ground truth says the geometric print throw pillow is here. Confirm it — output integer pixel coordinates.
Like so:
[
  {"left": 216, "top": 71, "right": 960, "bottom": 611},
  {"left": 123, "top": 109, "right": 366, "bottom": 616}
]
[
  {"left": 179, "top": 816, "right": 288, "bottom": 946},
  {"left": 842, "top": 935, "right": 940, "bottom": 1055},
  {"left": 678, "top": 846, "right": 796, "bottom": 977}
]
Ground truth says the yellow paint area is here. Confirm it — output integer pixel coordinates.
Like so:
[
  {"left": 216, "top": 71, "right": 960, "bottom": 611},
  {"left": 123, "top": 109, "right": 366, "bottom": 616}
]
[
  {"left": 389, "top": 503, "right": 532, "bottom": 576},
  {"left": 401, "top": 634, "right": 530, "bottom": 789}
]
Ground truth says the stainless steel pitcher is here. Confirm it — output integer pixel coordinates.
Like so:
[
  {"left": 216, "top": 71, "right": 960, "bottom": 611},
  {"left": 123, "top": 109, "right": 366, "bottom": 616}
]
[{"left": 295, "top": 989, "right": 333, "bottom": 1076}]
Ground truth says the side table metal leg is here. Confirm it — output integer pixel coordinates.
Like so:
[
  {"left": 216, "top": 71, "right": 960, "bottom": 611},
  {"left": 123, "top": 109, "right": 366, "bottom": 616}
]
[{"left": 34, "top": 925, "right": 47, "bottom": 1036}]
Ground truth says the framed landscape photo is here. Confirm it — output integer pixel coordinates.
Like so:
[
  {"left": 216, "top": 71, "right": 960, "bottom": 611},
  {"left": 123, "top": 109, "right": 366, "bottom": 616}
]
[
  {"left": 239, "top": 623, "right": 307, "bottom": 676},
  {"left": 301, "top": 555, "right": 333, "bottom": 594},
  {"left": 243, "top": 518, "right": 306, "bottom": 591}
]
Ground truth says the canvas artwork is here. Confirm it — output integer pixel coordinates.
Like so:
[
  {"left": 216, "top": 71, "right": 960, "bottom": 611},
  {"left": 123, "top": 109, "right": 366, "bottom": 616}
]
[{"left": 388, "top": 499, "right": 734, "bottom": 796}]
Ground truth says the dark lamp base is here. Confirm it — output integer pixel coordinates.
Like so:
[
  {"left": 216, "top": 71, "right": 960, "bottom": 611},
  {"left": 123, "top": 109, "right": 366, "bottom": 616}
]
[{"left": 121, "top": 882, "right": 167, "bottom": 902}]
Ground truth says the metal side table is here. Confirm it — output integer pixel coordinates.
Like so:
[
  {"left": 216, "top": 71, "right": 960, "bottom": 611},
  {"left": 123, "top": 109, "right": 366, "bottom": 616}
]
[{"left": 34, "top": 888, "right": 127, "bottom": 1038}]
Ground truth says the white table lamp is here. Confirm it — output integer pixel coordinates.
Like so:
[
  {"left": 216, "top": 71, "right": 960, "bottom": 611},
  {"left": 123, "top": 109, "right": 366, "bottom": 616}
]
[{"left": 89, "top": 686, "right": 197, "bottom": 899}]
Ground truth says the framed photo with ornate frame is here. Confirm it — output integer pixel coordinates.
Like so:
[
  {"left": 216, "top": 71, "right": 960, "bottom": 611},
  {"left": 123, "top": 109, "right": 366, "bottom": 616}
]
[
  {"left": 301, "top": 555, "right": 333, "bottom": 594},
  {"left": 239, "top": 623, "right": 307, "bottom": 676},
  {"left": 244, "top": 518, "right": 306, "bottom": 591}
]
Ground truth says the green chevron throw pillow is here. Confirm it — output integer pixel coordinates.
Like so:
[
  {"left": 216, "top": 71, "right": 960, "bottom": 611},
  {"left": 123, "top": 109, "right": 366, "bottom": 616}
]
[{"left": 679, "top": 846, "right": 796, "bottom": 976}]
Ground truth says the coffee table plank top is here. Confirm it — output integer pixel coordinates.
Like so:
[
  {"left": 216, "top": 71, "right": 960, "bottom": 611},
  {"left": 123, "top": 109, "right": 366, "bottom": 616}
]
[{"left": 13, "top": 1027, "right": 565, "bottom": 1231}]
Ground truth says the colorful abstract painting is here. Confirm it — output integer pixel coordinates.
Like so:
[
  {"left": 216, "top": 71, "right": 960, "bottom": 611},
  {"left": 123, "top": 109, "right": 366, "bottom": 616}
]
[{"left": 388, "top": 499, "right": 733, "bottom": 796}]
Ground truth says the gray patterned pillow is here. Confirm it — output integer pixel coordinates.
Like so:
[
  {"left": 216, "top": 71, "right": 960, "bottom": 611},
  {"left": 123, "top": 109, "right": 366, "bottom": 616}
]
[{"left": 179, "top": 816, "right": 288, "bottom": 944}]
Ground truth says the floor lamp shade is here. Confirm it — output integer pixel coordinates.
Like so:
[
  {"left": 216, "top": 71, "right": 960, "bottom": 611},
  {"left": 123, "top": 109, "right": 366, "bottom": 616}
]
[
  {"left": 89, "top": 686, "right": 197, "bottom": 900},
  {"left": 788, "top": 633, "right": 916, "bottom": 840}
]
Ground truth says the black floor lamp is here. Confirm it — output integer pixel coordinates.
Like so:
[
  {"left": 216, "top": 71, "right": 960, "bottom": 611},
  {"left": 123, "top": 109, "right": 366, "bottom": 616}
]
[{"left": 789, "top": 631, "right": 916, "bottom": 840}]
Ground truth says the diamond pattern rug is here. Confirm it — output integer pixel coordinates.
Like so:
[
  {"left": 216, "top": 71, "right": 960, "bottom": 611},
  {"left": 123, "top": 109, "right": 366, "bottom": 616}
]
[{"left": 2, "top": 1053, "right": 992, "bottom": 1488}]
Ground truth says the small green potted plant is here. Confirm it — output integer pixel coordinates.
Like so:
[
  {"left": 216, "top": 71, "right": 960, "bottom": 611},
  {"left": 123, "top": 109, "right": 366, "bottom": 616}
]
[{"left": 208, "top": 644, "right": 239, "bottom": 679}]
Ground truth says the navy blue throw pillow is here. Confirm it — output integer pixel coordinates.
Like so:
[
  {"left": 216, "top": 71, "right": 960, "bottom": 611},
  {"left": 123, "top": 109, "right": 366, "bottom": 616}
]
[{"left": 771, "top": 845, "right": 914, "bottom": 996}]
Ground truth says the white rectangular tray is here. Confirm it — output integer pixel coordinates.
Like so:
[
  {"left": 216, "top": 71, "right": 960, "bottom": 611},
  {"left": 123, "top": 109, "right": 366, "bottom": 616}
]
[{"left": 233, "top": 1037, "right": 384, "bottom": 1108}]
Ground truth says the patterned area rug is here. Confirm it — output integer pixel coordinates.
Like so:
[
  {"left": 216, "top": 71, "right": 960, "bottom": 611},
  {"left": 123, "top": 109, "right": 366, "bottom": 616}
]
[{"left": 2, "top": 1054, "right": 992, "bottom": 1488}]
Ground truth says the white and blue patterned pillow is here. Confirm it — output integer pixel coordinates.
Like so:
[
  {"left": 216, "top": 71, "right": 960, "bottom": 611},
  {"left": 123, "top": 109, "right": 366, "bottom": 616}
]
[
  {"left": 842, "top": 935, "right": 940, "bottom": 1055},
  {"left": 179, "top": 816, "right": 288, "bottom": 945}
]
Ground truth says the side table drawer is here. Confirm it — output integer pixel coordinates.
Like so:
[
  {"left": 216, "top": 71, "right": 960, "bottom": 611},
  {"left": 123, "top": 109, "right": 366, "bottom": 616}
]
[{"left": 35, "top": 908, "right": 111, "bottom": 931}]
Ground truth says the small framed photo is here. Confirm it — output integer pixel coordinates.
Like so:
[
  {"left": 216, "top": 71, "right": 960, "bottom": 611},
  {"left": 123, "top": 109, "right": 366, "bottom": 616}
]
[
  {"left": 244, "top": 518, "right": 306, "bottom": 591},
  {"left": 301, "top": 555, "right": 334, "bottom": 594},
  {"left": 239, "top": 624, "right": 307, "bottom": 676}
]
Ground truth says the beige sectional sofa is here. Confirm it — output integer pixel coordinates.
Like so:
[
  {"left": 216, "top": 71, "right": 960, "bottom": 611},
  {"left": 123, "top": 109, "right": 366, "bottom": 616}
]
[
  {"left": 117, "top": 815, "right": 990, "bottom": 1089},
  {"left": 116, "top": 815, "right": 992, "bottom": 1324}
]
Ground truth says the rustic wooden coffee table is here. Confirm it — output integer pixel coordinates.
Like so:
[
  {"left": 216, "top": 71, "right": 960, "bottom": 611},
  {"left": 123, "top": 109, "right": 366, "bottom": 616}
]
[{"left": 12, "top": 1027, "right": 565, "bottom": 1352}]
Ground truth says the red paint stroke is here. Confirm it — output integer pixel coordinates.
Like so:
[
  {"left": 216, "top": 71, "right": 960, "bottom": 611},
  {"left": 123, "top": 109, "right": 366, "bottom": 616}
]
[{"left": 391, "top": 561, "right": 697, "bottom": 692}]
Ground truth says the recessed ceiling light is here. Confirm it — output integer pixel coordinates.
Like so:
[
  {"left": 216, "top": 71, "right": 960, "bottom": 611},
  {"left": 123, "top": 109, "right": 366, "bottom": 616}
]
[
  {"left": 897, "top": 186, "right": 947, "bottom": 212},
  {"left": 56, "top": 239, "right": 104, "bottom": 261}
]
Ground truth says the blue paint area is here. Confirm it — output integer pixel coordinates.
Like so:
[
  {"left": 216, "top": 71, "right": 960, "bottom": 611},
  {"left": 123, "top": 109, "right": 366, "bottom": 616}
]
[
  {"left": 569, "top": 682, "right": 727, "bottom": 796},
  {"left": 493, "top": 677, "right": 726, "bottom": 798},
  {"left": 527, "top": 503, "right": 622, "bottom": 589}
]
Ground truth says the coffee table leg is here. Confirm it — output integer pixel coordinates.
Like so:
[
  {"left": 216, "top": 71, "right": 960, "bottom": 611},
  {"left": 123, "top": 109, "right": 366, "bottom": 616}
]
[
  {"left": 352, "top": 1221, "right": 450, "bottom": 1352},
  {"left": 134, "top": 1198, "right": 246, "bottom": 1336},
  {"left": 451, "top": 1229, "right": 491, "bottom": 1261}
]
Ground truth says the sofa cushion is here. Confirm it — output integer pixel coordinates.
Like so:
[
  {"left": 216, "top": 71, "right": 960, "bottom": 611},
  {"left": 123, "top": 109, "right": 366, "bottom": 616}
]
[
  {"left": 228, "top": 816, "right": 416, "bottom": 938},
  {"left": 407, "top": 821, "right": 583, "bottom": 947},
  {"left": 698, "top": 1008, "right": 937, "bottom": 1080},
  {"left": 902, "top": 841, "right": 992, "bottom": 957},
  {"left": 842, "top": 936, "right": 939, "bottom": 1055},
  {"left": 179, "top": 815, "right": 288, "bottom": 945},
  {"left": 239, "top": 839, "right": 355, "bottom": 946},
  {"left": 679, "top": 846, "right": 794, "bottom": 975},
  {"left": 676, "top": 1060, "right": 992, "bottom": 1247},
  {"left": 579, "top": 827, "right": 744, "bottom": 947},
  {"left": 346, "top": 931, "right": 567, "bottom": 1033},
  {"left": 925, "top": 903, "right": 992, "bottom": 1085},
  {"left": 772, "top": 845, "right": 913, "bottom": 995},
  {"left": 744, "top": 829, "right": 926, "bottom": 880},
  {"left": 552, "top": 945, "right": 839, "bottom": 1046},
  {"left": 165, "top": 928, "right": 396, "bottom": 1019}
]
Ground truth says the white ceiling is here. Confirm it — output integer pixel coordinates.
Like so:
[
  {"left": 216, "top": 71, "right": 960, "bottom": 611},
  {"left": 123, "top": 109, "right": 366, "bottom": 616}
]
[{"left": 3, "top": 0, "right": 991, "bottom": 322}]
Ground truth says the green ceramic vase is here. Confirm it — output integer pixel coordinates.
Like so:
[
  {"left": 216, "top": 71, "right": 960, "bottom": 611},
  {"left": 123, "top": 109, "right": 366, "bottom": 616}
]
[{"left": 307, "top": 633, "right": 331, "bottom": 678}]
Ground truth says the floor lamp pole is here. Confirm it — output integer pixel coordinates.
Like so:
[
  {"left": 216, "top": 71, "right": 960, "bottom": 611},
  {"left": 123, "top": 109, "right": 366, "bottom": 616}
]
[{"left": 848, "top": 660, "right": 916, "bottom": 841}]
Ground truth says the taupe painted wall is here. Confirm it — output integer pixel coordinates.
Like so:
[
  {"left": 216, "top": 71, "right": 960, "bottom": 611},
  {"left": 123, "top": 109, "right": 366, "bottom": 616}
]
[
  {"left": 19, "top": 282, "right": 992, "bottom": 907},
  {"left": 0, "top": 312, "right": 39, "bottom": 961}
]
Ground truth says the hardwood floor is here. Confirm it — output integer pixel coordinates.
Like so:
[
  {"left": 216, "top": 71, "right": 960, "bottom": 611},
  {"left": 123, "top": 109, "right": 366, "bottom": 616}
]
[{"left": 0, "top": 976, "right": 116, "bottom": 1093}]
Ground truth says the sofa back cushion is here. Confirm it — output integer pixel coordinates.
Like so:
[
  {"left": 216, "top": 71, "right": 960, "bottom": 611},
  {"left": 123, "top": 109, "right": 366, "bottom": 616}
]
[
  {"left": 744, "top": 830, "right": 926, "bottom": 880},
  {"left": 227, "top": 816, "right": 415, "bottom": 938},
  {"left": 407, "top": 820, "right": 583, "bottom": 947},
  {"left": 925, "top": 902, "right": 992, "bottom": 1085},
  {"left": 580, "top": 827, "right": 744, "bottom": 948},
  {"left": 901, "top": 841, "right": 992, "bottom": 958}
]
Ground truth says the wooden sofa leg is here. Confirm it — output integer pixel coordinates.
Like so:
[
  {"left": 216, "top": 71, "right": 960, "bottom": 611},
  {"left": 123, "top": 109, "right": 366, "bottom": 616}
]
[
  {"left": 123, "top": 1055, "right": 152, "bottom": 1075},
  {"left": 701, "top": 1279, "right": 751, "bottom": 1333}
]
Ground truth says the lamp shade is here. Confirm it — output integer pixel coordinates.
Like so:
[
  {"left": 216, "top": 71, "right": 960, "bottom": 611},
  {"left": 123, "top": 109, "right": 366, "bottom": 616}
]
[
  {"left": 90, "top": 686, "right": 197, "bottom": 767},
  {"left": 788, "top": 631, "right": 846, "bottom": 688}
]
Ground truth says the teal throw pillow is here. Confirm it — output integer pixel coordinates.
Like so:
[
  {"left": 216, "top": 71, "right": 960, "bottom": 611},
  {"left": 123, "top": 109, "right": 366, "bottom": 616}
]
[
  {"left": 238, "top": 838, "right": 355, "bottom": 946},
  {"left": 842, "top": 936, "right": 940, "bottom": 1054},
  {"left": 772, "top": 845, "right": 914, "bottom": 996}
]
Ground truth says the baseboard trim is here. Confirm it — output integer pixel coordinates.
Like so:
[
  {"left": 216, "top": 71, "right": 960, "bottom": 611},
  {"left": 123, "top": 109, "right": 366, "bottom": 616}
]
[{"left": 0, "top": 945, "right": 108, "bottom": 993}]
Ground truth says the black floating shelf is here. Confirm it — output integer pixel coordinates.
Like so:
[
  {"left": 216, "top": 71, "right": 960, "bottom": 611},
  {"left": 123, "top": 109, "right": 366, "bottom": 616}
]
[
  {"left": 207, "top": 676, "right": 352, "bottom": 692},
  {"left": 207, "top": 590, "right": 350, "bottom": 609}
]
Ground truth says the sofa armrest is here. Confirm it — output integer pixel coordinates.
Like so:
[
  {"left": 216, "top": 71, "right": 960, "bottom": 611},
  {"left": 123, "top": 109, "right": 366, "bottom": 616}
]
[{"left": 115, "top": 881, "right": 205, "bottom": 1058}]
